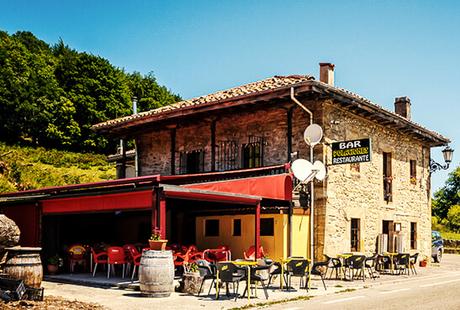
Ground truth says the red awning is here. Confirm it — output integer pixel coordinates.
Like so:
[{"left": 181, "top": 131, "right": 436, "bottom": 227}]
[
  {"left": 182, "top": 174, "right": 292, "bottom": 201},
  {"left": 41, "top": 190, "right": 152, "bottom": 214}
]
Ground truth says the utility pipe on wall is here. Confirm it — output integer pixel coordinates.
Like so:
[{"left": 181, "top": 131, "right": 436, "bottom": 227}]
[{"left": 290, "top": 87, "right": 315, "bottom": 265}]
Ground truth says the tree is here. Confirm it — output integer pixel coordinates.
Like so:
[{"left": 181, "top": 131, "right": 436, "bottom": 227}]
[
  {"left": 0, "top": 30, "right": 181, "bottom": 153},
  {"left": 447, "top": 205, "right": 460, "bottom": 232},
  {"left": 432, "top": 166, "right": 460, "bottom": 220}
]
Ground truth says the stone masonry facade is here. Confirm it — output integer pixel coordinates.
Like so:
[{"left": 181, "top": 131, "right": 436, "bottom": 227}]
[{"left": 135, "top": 96, "right": 433, "bottom": 261}]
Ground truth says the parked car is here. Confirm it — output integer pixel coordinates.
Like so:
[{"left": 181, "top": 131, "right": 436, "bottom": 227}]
[{"left": 432, "top": 230, "right": 444, "bottom": 263}]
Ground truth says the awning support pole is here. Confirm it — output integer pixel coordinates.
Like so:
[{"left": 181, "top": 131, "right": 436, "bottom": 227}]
[{"left": 255, "top": 202, "right": 261, "bottom": 261}]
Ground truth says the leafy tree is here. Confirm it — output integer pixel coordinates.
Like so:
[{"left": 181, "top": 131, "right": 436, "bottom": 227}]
[
  {"left": 0, "top": 30, "right": 181, "bottom": 153},
  {"left": 432, "top": 166, "right": 460, "bottom": 219},
  {"left": 447, "top": 205, "right": 460, "bottom": 232}
]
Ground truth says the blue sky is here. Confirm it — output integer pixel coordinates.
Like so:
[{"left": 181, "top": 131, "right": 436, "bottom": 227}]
[{"left": 1, "top": 0, "right": 459, "bottom": 191}]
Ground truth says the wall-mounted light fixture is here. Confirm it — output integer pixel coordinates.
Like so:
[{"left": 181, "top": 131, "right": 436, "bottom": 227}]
[{"left": 430, "top": 146, "right": 454, "bottom": 173}]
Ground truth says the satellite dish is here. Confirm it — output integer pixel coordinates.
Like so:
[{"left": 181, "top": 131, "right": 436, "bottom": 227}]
[
  {"left": 304, "top": 124, "right": 323, "bottom": 146},
  {"left": 312, "top": 160, "right": 327, "bottom": 181},
  {"left": 291, "top": 159, "right": 313, "bottom": 182}
]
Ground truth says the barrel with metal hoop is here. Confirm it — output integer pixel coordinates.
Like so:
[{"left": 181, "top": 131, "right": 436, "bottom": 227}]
[
  {"left": 139, "top": 250, "right": 174, "bottom": 297},
  {"left": 4, "top": 247, "right": 43, "bottom": 288}
]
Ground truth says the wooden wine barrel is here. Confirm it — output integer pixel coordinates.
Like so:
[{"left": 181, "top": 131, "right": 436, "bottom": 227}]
[
  {"left": 139, "top": 250, "right": 174, "bottom": 297},
  {"left": 4, "top": 247, "right": 43, "bottom": 288}
]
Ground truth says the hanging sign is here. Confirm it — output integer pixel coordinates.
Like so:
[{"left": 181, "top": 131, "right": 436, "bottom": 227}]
[{"left": 331, "top": 138, "right": 372, "bottom": 165}]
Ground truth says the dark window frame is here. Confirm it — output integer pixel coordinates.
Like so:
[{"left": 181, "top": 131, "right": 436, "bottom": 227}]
[
  {"left": 217, "top": 140, "right": 239, "bottom": 171},
  {"left": 410, "top": 222, "right": 417, "bottom": 250},
  {"left": 233, "top": 219, "right": 241, "bottom": 236},
  {"left": 179, "top": 149, "right": 205, "bottom": 174},
  {"left": 242, "top": 136, "right": 264, "bottom": 169},
  {"left": 410, "top": 159, "right": 417, "bottom": 184},
  {"left": 383, "top": 152, "right": 392, "bottom": 202},
  {"left": 204, "top": 219, "right": 219, "bottom": 237},
  {"left": 260, "top": 218, "right": 274, "bottom": 236},
  {"left": 351, "top": 218, "right": 360, "bottom": 252}
]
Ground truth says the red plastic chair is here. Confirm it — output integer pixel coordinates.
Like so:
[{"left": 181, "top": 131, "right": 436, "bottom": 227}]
[
  {"left": 125, "top": 245, "right": 142, "bottom": 280},
  {"left": 91, "top": 248, "right": 108, "bottom": 277},
  {"left": 243, "top": 245, "right": 266, "bottom": 260},
  {"left": 68, "top": 244, "right": 87, "bottom": 273},
  {"left": 203, "top": 245, "right": 231, "bottom": 262},
  {"left": 107, "top": 246, "right": 127, "bottom": 279}
]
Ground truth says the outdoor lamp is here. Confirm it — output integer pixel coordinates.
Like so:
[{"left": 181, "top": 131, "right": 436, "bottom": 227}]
[{"left": 430, "top": 145, "right": 454, "bottom": 173}]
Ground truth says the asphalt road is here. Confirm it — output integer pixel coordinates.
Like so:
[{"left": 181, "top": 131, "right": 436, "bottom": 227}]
[{"left": 268, "top": 255, "right": 460, "bottom": 310}]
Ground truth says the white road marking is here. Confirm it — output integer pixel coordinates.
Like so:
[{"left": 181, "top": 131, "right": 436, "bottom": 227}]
[
  {"left": 420, "top": 278, "right": 460, "bottom": 288},
  {"left": 380, "top": 288, "right": 411, "bottom": 294},
  {"left": 283, "top": 308, "right": 302, "bottom": 310},
  {"left": 323, "top": 296, "right": 365, "bottom": 304}
]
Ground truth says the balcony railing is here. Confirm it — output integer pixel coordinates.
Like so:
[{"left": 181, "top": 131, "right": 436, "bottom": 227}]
[{"left": 161, "top": 164, "right": 289, "bottom": 185}]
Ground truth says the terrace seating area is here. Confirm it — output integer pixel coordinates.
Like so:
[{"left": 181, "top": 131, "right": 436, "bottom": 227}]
[{"left": 45, "top": 244, "right": 421, "bottom": 303}]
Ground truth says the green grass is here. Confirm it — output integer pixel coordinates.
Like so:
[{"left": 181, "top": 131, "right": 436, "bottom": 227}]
[
  {"left": 228, "top": 295, "right": 312, "bottom": 310},
  {"left": 0, "top": 142, "right": 115, "bottom": 193}
]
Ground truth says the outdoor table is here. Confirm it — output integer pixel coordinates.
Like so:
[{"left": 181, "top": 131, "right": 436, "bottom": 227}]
[
  {"left": 232, "top": 260, "right": 257, "bottom": 300},
  {"left": 383, "top": 252, "right": 398, "bottom": 274},
  {"left": 336, "top": 253, "right": 353, "bottom": 280},
  {"left": 278, "top": 257, "right": 311, "bottom": 290}
]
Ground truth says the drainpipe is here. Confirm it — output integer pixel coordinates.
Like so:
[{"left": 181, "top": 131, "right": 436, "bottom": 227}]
[
  {"left": 290, "top": 87, "right": 315, "bottom": 265},
  {"left": 133, "top": 97, "right": 139, "bottom": 177}
]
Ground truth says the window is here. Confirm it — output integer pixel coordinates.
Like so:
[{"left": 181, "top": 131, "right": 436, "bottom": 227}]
[
  {"left": 410, "top": 160, "right": 416, "bottom": 184},
  {"left": 242, "top": 136, "right": 264, "bottom": 169},
  {"left": 383, "top": 152, "right": 392, "bottom": 202},
  {"left": 179, "top": 149, "right": 205, "bottom": 174},
  {"left": 217, "top": 140, "right": 238, "bottom": 171},
  {"left": 351, "top": 218, "right": 360, "bottom": 252},
  {"left": 233, "top": 219, "right": 241, "bottom": 236},
  {"left": 410, "top": 222, "right": 417, "bottom": 249},
  {"left": 204, "top": 219, "right": 219, "bottom": 237},
  {"left": 260, "top": 218, "right": 274, "bottom": 236}
]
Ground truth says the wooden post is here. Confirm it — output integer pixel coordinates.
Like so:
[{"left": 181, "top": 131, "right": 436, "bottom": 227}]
[
  {"left": 211, "top": 119, "right": 216, "bottom": 172},
  {"left": 287, "top": 107, "right": 293, "bottom": 162},
  {"left": 159, "top": 194, "right": 167, "bottom": 239},
  {"left": 255, "top": 202, "right": 261, "bottom": 260},
  {"left": 170, "top": 127, "right": 176, "bottom": 175}
]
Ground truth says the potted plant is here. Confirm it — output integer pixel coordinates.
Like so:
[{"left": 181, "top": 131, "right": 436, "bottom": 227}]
[
  {"left": 182, "top": 262, "right": 202, "bottom": 295},
  {"left": 419, "top": 255, "right": 428, "bottom": 267},
  {"left": 148, "top": 229, "right": 168, "bottom": 251},
  {"left": 47, "top": 255, "right": 63, "bottom": 274}
]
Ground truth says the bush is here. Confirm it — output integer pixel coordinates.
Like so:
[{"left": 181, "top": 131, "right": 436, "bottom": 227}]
[{"left": 447, "top": 205, "right": 460, "bottom": 232}]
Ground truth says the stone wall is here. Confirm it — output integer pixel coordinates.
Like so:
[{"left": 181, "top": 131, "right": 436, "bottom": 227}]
[
  {"left": 135, "top": 97, "right": 433, "bottom": 262},
  {"left": 320, "top": 101, "right": 432, "bottom": 260}
]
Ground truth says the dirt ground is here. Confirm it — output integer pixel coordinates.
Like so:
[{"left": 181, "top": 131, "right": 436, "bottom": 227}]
[{"left": 0, "top": 296, "right": 106, "bottom": 309}]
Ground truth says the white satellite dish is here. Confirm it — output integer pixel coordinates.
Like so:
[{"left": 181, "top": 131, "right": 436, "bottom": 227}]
[
  {"left": 304, "top": 124, "right": 323, "bottom": 146},
  {"left": 291, "top": 159, "right": 313, "bottom": 182},
  {"left": 312, "top": 160, "right": 327, "bottom": 181}
]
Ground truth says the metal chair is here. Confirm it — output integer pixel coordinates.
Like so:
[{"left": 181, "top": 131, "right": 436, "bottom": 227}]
[
  {"left": 324, "top": 254, "right": 343, "bottom": 279},
  {"left": 307, "top": 261, "right": 328, "bottom": 290},
  {"left": 196, "top": 259, "right": 217, "bottom": 296},
  {"left": 107, "top": 246, "right": 127, "bottom": 279},
  {"left": 343, "top": 255, "right": 366, "bottom": 281},
  {"left": 216, "top": 262, "right": 246, "bottom": 301},
  {"left": 285, "top": 258, "right": 309, "bottom": 290},
  {"left": 365, "top": 254, "right": 379, "bottom": 279},
  {"left": 394, "top": 253, "right": 410, "bottom": 276},
  {"left": 91, "top": 248, "right": 107, "bottom": 277},
  {"left": 409, "top": 253, "right": 419, "bottom": 275}
]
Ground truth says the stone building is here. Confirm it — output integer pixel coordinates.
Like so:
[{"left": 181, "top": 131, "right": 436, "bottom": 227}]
[
  {"left": 93, "top": 63, "right": 450, "bottom": 261},
  {"left": 0, "top": 64, "right": 450, "bottom": 263}
]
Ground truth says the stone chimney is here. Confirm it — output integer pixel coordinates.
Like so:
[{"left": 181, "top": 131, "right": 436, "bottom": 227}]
[
  {"left": 394, "top": 96, "right": 411, "bottom": 119},
  {"left": 319, "top": 63, "right": 335, "bottom": 86}
]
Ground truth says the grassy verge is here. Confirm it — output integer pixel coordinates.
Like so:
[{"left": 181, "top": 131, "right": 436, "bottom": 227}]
[{"left": 0, "top": 142, "right": 115, "bottom": 193}]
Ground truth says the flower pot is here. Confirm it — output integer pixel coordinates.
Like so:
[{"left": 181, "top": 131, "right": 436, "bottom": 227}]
[
  {"left": 182, "top": 272, "right": 202, "bottom": 295},
  {"left": 419, "top": 260, "right": 427, "bottom": 267},
  {"left": 149, "top": 240, "right": 168, "bottom": 251},
  {"left": 47, "top": 264, "right": 59, "bottom": 275}
]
